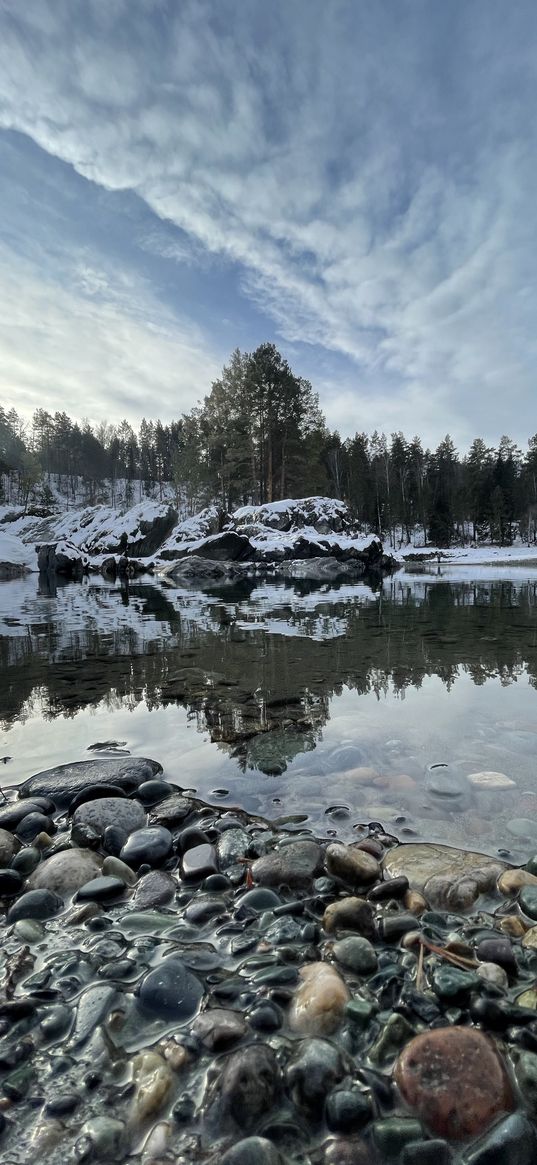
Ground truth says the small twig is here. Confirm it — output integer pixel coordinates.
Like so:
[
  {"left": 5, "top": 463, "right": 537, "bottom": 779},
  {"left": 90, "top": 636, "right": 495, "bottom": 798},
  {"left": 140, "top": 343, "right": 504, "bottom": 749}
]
[
  {"left": 416, "top": 940, "right": 425, "bottom": 991},
  {"left": 419, "top": 936, "right": 478, "bottom": 970}
]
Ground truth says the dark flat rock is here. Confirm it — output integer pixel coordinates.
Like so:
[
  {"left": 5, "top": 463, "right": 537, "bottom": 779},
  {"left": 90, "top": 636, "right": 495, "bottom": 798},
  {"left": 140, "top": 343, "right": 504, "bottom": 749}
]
[{"left": 18, "top": 758, "right": 162, "bottom": 807}]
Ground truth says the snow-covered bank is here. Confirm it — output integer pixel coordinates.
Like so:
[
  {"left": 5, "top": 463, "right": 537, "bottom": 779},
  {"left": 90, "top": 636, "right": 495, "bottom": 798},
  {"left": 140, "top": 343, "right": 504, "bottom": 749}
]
[
  {"left": 0, "top": 496, "right": 395, "bottom": 580},
  {"left": 400, "top": 544, "right": 537, "bottom": 567}
]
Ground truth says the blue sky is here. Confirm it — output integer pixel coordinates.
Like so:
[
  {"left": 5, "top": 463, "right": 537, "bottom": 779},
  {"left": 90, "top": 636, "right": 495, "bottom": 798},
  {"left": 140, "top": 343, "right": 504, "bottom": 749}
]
[{"left": 0, "top": 0, "right": 536, "bottom": 449}]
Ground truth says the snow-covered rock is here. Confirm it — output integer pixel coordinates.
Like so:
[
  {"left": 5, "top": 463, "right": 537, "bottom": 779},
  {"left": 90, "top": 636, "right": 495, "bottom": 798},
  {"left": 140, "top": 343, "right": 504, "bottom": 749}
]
[
  {"left": 232, "top": 497, "right": 351, "bottom": 534},
  {"left": 37, "top": 540, "right": 88, "bottom": 578},
  {"left": 0, "top": 531, "right": 36, "bottom": 578},
  {"left": 159, "top": 505, "right": 227, "bottom": 558}
]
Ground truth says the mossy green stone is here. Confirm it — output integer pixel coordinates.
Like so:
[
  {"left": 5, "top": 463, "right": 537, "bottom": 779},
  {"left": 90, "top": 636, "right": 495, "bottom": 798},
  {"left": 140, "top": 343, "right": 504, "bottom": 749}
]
[
  {"left": 520, "top": 886, "right": 537, "bottom": 919},
  {"left": 346, "top": 997, "right": 377, "bottom": 1026},
  {"left": 373, "top": 1118, "right": 424, "bottom": 1157},
  {"left": 525, "top": 856, "right": 537, "bottom": 877},
  {"left": 515, "top": 1051, "right": 537, "bottom": 1114},
  {"left": 433, "top": 966, "right": 478, "bottom": 999}
]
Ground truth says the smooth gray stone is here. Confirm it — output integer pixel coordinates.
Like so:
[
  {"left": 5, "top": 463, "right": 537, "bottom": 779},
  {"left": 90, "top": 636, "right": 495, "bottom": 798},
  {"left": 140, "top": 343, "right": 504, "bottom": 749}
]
[
  {"left": 73, "top": 796, "right": 146, "bottom": 837},
  {"left": 18, "top": 757, "right": 162, "bottom": 807},
  {"left": 120, "top": 826, "right": 173, "bottom": 867},
  {"left": 137, "top": 957, "right": 203, "bottom": 1020},
  {"left": 69, "top": 984, "right": 118, "bottom": 1049},
  {"left": 7, "top": 888, "right": 63, "bottom": 922},
  {"left": 181, "top": 842, "right": 218, "bottom": 879},
  {"left": 462, "top": 1113, "right": 537, "bottom": 1165},
  {"left": 221, "top": 1137, "right": 284, "bottom": 1165}
]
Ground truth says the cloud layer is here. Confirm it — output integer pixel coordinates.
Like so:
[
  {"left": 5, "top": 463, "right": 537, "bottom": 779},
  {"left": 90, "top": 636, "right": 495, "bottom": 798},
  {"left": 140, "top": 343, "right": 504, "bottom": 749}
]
[{"left": 1, "top": 0, "right": 536, "bottom": 446}]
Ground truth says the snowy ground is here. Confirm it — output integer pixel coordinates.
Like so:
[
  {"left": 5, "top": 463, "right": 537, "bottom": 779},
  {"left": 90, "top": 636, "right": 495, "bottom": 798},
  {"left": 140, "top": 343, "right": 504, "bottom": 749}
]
[{"left": 399, "top": 544, "right": 537, "bottom": 567}]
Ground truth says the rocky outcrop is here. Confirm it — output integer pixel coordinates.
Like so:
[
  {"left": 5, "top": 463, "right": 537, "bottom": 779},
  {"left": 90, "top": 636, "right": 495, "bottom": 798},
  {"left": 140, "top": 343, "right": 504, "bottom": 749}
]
[
  {"left": 37, "top": 540, "right": 88, "bottom": 578},
  {"left": 171, "top": 531, "right": 255, "bottom": 562}
]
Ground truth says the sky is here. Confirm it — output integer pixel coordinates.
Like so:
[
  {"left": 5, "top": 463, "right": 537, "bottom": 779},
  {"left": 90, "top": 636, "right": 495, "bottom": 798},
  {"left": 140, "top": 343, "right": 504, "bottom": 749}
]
[{"left": 0, "top": 0, "right": 536, "bottom": 451}]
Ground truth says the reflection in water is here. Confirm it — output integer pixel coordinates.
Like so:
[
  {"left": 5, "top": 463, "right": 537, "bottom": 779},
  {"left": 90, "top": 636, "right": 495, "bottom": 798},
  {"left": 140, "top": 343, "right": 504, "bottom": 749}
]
[{"left": 2, "top": 571, "right": 537, "bottom": 855}]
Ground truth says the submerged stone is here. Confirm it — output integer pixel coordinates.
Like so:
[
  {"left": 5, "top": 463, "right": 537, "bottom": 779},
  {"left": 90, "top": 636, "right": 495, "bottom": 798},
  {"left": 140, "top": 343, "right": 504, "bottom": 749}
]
[
  {"left": 18, "top": 757, "right": 162, "bottom": 806},
  {"left": 394, "top": 1027, "right": 513, "bottom": 1140},
  {"left": 7, "top": 888, "right": 63, "bottom": 922},
  {"left": 289, "top": 962, "right": 349, "bottom": 1035},
  {"left": 137, "top": 956, "right": 203, "bottom": 1020},
  {"left": 383, "top": 842, "right": 505, "bottom": 892}
]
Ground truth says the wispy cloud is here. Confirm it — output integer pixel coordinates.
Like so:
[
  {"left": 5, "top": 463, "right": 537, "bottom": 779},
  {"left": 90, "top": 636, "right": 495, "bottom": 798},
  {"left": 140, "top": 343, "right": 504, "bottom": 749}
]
[{"left": 0, "top": 0, "right": 536, "bottom": 444}]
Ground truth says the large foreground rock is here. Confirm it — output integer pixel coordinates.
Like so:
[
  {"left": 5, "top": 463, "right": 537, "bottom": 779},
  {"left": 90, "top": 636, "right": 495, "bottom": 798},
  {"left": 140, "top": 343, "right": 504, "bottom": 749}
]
[
  {"left": 173, "top": 531, "right": 254, "bottom": 562},
  {"left": 383, "top": 842, "right": 506, "bottom": 893},
  {"left": 18, "top": 757, "right": 162, "bottom": 807},
  {"left": 37, "top": 540, "right": 87, "bottom": 578}
]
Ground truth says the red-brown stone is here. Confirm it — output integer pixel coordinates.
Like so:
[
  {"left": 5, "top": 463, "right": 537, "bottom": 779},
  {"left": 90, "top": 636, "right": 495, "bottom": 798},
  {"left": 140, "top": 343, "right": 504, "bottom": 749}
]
[{"left": 394, "top": 1026, "right": 514, "bottom": 1141}]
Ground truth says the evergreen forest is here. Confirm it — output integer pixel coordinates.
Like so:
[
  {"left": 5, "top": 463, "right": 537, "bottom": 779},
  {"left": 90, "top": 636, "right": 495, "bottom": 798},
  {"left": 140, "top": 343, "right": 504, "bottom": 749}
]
[{"left": 2, "top": 343, "right": 537, "bottom": 547}]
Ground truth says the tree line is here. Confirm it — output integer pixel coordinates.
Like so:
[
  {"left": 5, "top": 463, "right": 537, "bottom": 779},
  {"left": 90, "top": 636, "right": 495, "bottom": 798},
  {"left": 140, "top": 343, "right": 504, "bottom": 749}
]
[{"left": 2, "top": 342, "right": 537, "bottom": 546}]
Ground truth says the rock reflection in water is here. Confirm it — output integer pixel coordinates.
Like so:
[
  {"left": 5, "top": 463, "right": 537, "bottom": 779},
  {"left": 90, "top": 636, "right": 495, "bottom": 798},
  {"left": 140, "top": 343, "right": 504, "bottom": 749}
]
[{"left": 2, "top": 572, "right": 537, "bottom": 854}]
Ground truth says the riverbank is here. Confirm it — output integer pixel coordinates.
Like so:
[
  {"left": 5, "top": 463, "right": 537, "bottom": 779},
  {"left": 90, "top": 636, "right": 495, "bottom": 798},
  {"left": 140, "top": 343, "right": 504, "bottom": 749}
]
[{"left": 0, "top": 754, "right": 537, "bottom": 1162}]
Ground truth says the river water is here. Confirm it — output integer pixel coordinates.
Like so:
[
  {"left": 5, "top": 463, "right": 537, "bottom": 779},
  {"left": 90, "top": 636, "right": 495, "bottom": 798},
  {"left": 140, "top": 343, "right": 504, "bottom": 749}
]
[{"left": 2, "top": 566, "right": 537, "bottom": 862}]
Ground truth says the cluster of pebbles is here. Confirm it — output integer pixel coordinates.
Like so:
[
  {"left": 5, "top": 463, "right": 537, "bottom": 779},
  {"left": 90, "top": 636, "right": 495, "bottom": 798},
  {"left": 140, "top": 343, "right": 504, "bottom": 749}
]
[{"left": 1, "top": 758, "right": 537, "bottom": 1163}]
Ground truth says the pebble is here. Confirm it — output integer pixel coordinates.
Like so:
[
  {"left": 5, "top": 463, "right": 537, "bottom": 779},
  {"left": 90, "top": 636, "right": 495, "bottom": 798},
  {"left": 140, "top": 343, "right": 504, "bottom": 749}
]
[
  {"left": 461, "top": 1112, "right": 537, "bottom": 1165},
  {"left": 132, "top": 869, "right": 176, "bottom": 908},
  {"left": 220, "top": 1136, "right": 284, "bottom": 1165},
  {"left": 129, "top": 1050, "right": 174, "bottom": 1125},
  {"left": 394, "top": 1027, "right": 513, "bottom": 1139},
  {"left": 28, "top": 847, "right": 103, "bottom": 894},
  {"left": 476, "top": 937, "right": 516, "bottom": 974},
  {"left": 287, "top": 1038, "right": 345, "bottom": 1109},
  {"left": 214, "top": 1044, "right": 280, "bottom": 1131},
  {"left": 137, "top": 957, "right": 203, "bottom": 1020},
  {"left": 192, "top": 1008, "right": 247, "bottom": 1050},
  {"left": 289, "top": 962, "right": 349, "bottom": 1035},
  {"left": 73, "top": 795, "right": 146, "bottom": 837},
  {"left": 520, "top": 885, "right": 537, "bottom": 919},
  {"left": 476, "top": 962, "right": 509, "bottom": 990},
  {"left": 7, "top": 888, "right": 63, "bottom": 922},
  {"left": 181, "top": 842, "right": 218, "bottom": 879},
  {"left": 136, "top": 778, "right": 175, "bottom": 805},
  {"left": 325, "top": 842, "right": 380, "bottom": 885},
  {"left": 400, "top": 1139, "right": 452, "bottom": 1164},
  {"left": 322, "top": 896, "right": 375, "bottom": 937},
  {"left": 332, "top": 935, "right": 378, "bottom": 974},
  {"left": 150, "top": 792, "right": 192, "bottom": 825},
  {"left": 120, "top": 826, "right": 173, "bottom": 867},
  {"left": 101, "top": 855, "right": 137, "bottom": 885},
  {"left": 75, "top": 875, "right": 126, "bottom": 902},
  {"left": 0, "top": 868, "right": 22, "bottom": 895},
  {"left": 15, "top": 812, "right": 55, "bottom": 842},
  {"left": 0, "top": 828, "right": 19, "bottom": 865},
  {"left": 236, "top": 887, "right": 282, "bottom": 917},
  {"left": 498, "top": 868, "right": 537, "bottom": 894},
  {"left": 467, "top": 770, "right": 516, "bottom": 790},
  {"left": 251, "top": 839, "right": 322, "bottom": 888}
]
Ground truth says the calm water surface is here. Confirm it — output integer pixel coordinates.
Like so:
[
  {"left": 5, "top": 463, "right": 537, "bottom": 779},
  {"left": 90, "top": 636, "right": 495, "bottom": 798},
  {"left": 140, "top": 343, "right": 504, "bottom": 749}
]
[{"left": 2, "top": 567, "right": 537, "bottom": 861}]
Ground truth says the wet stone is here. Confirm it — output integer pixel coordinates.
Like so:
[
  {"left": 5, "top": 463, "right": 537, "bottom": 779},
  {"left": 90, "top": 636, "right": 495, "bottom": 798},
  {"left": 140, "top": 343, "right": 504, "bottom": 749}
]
[
  {"left": 132, "top": 868, "right": 176, "bottom": 908},
  {"left": 11, "top": 846, "right": 40, "bottom": 876},
  {"left": 7, "top": 888, "right": 63, "bottom": 922},
  {"left": 476, "top": 937, "right": 517, "bottom": 974},
  {"left": 373, "top": 1118, "right": 425, "bottom": 1157},
  {"left": 325, "top": 1088, "right": 371, "bottom": 1133},
  {"left": 181, "top": 842, "right": 218, "bottom": 879},
  {"left": 401, "top": 1140, "right": 453, "bottom": 1165},
  {"left": 251, "top": 839, "right": 322, "bottom": 889},
  {"left": 0, "top": 868, "right": 22, "bottom": 895},
  {"left": 220, "top": 1136, "right": 284, "bottom": 1165},
  {"left": 394, "top": 1027, "right": 514, "bottom": 1140},
  {"left": 236, "top": 887, "right": 282, "bottom": 917},
  {"left": 461, "top": 1112, "right": 537, "bottom": 1165},
  {"left": 519, "top": 885, "right": 537, "bottom": 919},
  {"left": 322, "top": 896, "right": 375, "bottom": 938},
  {"left": 0, "top": 828, "right": 19, "bottom": 865},
  {"left": 332, "top": 935, "right": 378, "bottom": 974},
  {"left": 75, "top": 875, "right": 126, "bottom": 902},
  {"left": 137, "top": 956, "right": 203, "bottom": 1020},
  {"left": 120, "top": 825, "right": 173, "bottom": 867},
  {"left": 368, "top": 875, "right": 409, "bottom": 901},
  {"left": 289, "top": 962, "right": 350, "bottom": 1035},
  {"left": 18, "top": 756, "right": 162, "bottom": 806},
  {"left": 73, "top": 795, "right": 146, "bottom": 837},
  {"left": 192, "top": 1008, "right": 247, "bottom": 1049},
  {"left": 16, "top": 812, "right": 55, "bottom": 842},
  {"left": 150, "top": 792, "right": 192, "bottom": 826},
  {"left": 136, "top": 778, "right": 174, "bottom": 805},
  {"left": 325, "top": 842, "right": 380, "bottom": 886},
  {"left": 101, "top": 855, "right": 137, "bottom": 885},
  {"left": 287, "top": 1038, "right": 345, "bottom": 1110},
  {"left": 28, "top": 847, "right": 103, "bottom": 894},
  {"left": 213, "top": 1044, "right": 280, "bottom": 1131}
]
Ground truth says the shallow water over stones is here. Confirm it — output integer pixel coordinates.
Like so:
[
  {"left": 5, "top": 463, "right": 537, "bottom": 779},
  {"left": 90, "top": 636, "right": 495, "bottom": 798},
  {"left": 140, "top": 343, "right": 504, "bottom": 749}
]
[{"left": 0, "top": 759, "right": 536, "bottom": 1161}]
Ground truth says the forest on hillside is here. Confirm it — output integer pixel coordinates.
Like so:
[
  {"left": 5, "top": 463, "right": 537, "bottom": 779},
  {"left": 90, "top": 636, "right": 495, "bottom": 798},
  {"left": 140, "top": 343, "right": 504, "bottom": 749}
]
[{"left": 2, "top": 343, "right": 537, "bottom": 547}]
